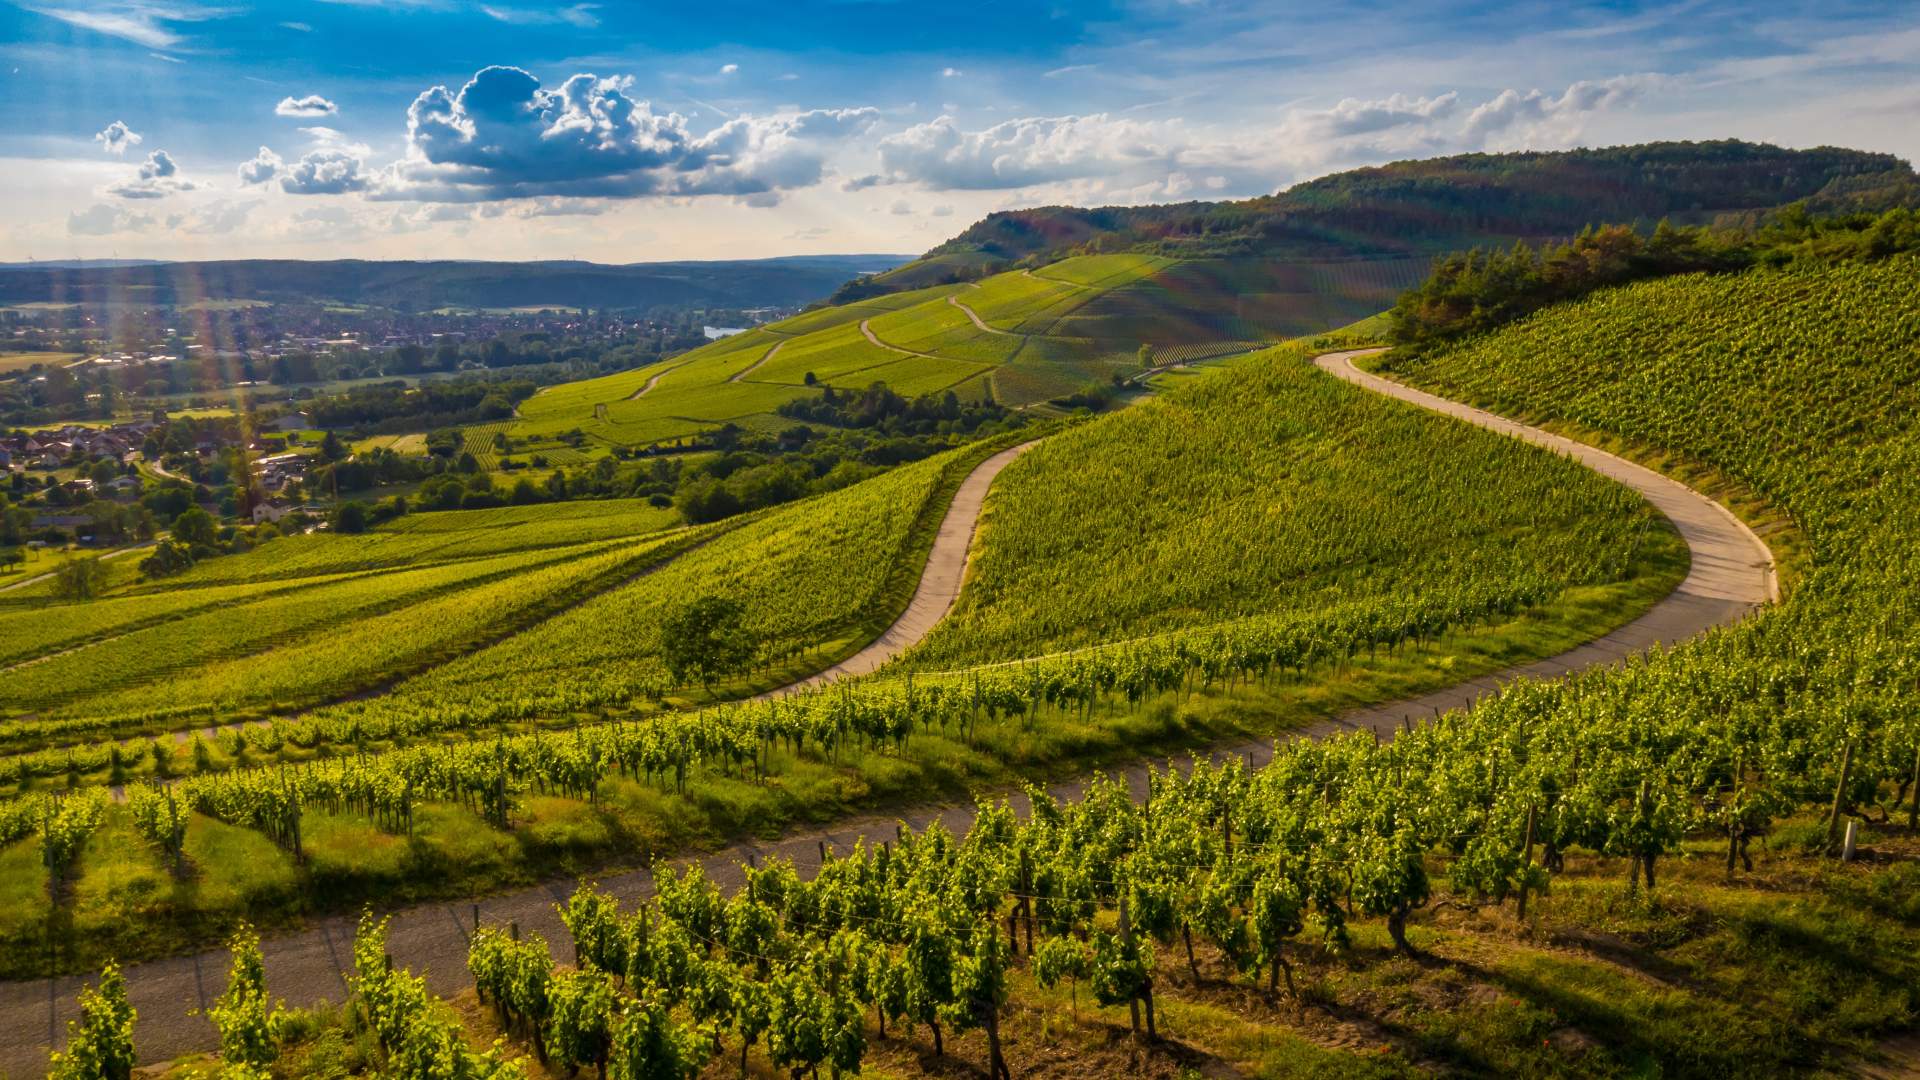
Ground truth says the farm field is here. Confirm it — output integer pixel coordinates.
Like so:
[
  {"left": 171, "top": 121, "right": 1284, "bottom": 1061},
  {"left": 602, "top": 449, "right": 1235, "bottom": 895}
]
[
  {"left": 0, "top": 533, "right": 701, "bottom": 745},
  {"left": 0, "top": 350, "right": 79, "bottom": 372}
]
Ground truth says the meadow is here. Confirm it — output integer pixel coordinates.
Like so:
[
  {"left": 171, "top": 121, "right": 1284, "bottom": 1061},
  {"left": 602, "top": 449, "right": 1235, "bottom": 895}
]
[{"left": 0, "top": 350, "right": 81, "bottom": 373}]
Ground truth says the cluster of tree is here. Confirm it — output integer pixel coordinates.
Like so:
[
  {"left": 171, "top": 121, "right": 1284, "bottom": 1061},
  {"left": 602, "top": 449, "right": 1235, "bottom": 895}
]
[
  {"left": 0, "top": 485, "right": 157, "bottom": 549},
  {"left": 1389, "top": 205, "right": 1920, "bottom": 347},
  {"left": 133, "top": 506, "right": 232, "bottom": 580},
  {"left": 776, "top": 383, "right": 1016, "bottom": 437},
  {"left": 301, "top": 376, "right": 538, "bottom": 430},
  {"left": 311, "top": 446, "right": 437, "bottom": 494},
  {"left": 371, "top": 385, "right": 1022, "bottom": 528}
]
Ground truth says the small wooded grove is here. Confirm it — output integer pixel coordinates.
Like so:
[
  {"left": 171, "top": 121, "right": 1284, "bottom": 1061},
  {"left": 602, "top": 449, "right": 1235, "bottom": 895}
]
[{"left": 1387, "top": 205, "right": 1920, "bottom": 347}]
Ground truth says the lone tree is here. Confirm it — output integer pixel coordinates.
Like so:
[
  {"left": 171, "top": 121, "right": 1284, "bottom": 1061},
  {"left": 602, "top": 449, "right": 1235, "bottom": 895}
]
[
  {"left": 53, "top": 557, "right": 108, "bottom": 601},
  {"left": 171, "top": 507, "right": 217, "bottom": 549},
  {"left": 660, "top": 596, "right": 754, "bottom": 692},
  {"left": 332, "top": 500, "right": 369, "bottom": 534}
]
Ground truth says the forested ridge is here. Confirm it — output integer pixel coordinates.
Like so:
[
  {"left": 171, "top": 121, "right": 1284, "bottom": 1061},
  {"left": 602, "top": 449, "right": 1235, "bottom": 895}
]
[{"left": 902, "top": 141, "right": 1917, "bottom": 273}]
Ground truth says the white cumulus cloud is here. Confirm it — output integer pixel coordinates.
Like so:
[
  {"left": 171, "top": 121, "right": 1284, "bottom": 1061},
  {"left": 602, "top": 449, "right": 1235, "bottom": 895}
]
[
  {"left": 238, "top": 146, "right": 282, "bottom": 186},
  {"left": 381, "top": 65, "right": 880, "bottom": 202},
  {"left": 276, "top": 95, "right": 339, "bottom": 118},
  {"left": 93, "top": 119, "right": 142, "bottom": 155},
  {"left": 876, "top": 113, "right": 1192, "bottom": 191},
  {"left": 1300, "top": 92, "right": 1460, "bottom": 138},
  {"left": 108, "top": 149, "right": 196, "bottom": 199},
  {"left": 1462, "top": 76, "right": 1661, "bottom": 146},
  {"left": 239, "top": 146, "right": 370, "bottom": 195}
]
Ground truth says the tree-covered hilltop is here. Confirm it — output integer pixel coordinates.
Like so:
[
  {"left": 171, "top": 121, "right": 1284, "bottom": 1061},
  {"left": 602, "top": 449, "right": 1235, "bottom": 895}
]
[
  {"left": 1387, "top": 204, "right": 1920, "bottom": 347},
  {"left": 844, "top": 141, "right": 1917, "bottom": 299}
]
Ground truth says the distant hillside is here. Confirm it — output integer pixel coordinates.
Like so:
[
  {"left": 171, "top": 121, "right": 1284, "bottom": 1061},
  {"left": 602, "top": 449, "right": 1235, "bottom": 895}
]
[
  {"left": 828, "top": 140, "right": 1917, "bottom": 341},
  {"left": 0, "top": 254, "right": 912, "bottom": 312},
  {"left": 926, "top": 141, "right": 1915, "bottom": 268}
]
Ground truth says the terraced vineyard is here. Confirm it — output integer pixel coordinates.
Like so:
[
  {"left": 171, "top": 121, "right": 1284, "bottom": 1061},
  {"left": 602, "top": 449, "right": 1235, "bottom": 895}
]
[
  {"left": 902, "top": 344, "right": 1678, "bottom": 669},
  {"left": 57, "top": 246, "right": 1920, "bottom": 1080},
  {"left": 474, "top": 253, "right": 1296, "bottom": 454},
  {"left": 382, "top": 434, "right": 1023, "bottom": 713},
  {"left": 0, "top": 533, "right": 700, "bottom": 747}
]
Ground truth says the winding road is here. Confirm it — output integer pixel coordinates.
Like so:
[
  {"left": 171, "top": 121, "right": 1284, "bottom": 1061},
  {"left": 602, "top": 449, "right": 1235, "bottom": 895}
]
[
  {"left": 758, "top": 439, "right": 1040, "bottom": 698},
  {"left": 947, "top": 294, "right": 1013, "bottom": 336},
  {"left": 727, "top": 339, "right": 785, "bottom": 384},
  {"left": 858, "top": 318, "right": 946, "bottom": 361},
  {"left": 0, "top": 349, "right": 1777, "bottom": 1075}
]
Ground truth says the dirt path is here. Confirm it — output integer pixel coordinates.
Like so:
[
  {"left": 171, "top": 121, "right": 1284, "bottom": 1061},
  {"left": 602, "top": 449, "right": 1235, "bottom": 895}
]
[
  {"left": 0, "top": 349, "right": 1779, "bottom": 1074},
  {"left": 0, "top": 541, "right": 152, "bottom": 594},
  {"left": 727, "top": 340, "right": 784, "bottom": 384},
  {"left": 627, "top": 358, "right": 691, "bottom": 399},
  {"left": 947, "top": 295, "right": 1013, "bottom": 336},
  {"left": 758, "top": 439, "right": 1041, "bottom": 698},
  {"left": 858, "top": 318, "right": 945, "bottom": 361},
  {"left": 1315, "top": 350, "right": 1778, "bottom": 607}
]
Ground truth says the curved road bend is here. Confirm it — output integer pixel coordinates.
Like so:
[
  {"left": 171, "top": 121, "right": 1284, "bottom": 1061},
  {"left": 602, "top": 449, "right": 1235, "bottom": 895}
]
[
  {"left": 727, "top": 339, "right": 784, "bottom": 385},
  {"left": 759, "top": 439, "right": 1040, "bottom": 698},
  {"left": 947, "top": 295, "right": 1013, "bottom": 336},
  {"left": 0, "top": 349, "right": 1777, "bottom": 1074},
  {"left": 857, "top": 318, "right": 944, "bottom": 362}
]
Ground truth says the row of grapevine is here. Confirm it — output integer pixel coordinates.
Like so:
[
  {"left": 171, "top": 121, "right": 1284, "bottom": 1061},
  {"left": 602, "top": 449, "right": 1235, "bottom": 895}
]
[
  {"left": 61, "top": 561, "right": 1568, "bottom": 846},
  {"left": 1, "top": 533, "right": 693, "bottom": 750},
  {"left": 904, "top": 342, "right": 1670, "bottom": 668}
]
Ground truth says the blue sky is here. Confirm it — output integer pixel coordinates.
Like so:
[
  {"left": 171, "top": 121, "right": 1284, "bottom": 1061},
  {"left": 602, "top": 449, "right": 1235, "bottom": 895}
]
[{"left": 2, "top": 0, "right": 1916, "bottom": 261}]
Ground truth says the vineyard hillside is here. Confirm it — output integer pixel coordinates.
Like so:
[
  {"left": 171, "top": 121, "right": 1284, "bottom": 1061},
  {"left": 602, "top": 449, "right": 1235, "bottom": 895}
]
[{"left": 486, "top": 253, "right": 1346, "bottom": 454}]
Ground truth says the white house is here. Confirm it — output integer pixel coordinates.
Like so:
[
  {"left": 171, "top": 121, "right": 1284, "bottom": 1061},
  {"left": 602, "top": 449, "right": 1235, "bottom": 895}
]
[{"left": 251, "top": 501, "right": 296, "bottom": 524}]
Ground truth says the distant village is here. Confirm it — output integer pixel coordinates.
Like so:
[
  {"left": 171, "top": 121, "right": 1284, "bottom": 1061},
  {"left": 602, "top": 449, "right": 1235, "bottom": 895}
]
[{"left": 1, "top": 408, "right": 322, "bottom": 547}]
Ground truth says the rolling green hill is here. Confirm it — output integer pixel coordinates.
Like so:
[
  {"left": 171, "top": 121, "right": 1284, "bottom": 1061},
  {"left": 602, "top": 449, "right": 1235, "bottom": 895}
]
[
  {"left": 473, "top": 142, "right": 1920, "bottom": 456},
  {"left": 820, "top": 140, "right": 1918, "bottom": 368},
  {"left": 917, "top": 141, "right": 1916, "bottom": 268},
  {"left": 498, "top": 255, "right": 1185, "bottom": 449}
]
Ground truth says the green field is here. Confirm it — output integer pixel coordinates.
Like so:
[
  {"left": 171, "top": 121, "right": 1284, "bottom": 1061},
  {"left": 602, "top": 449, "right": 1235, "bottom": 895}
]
[
  {"left": 0, "top": 350, "right": 81, "bottom": 372},
  {"left": 471, "top": 253, "right": 1355, "bottom": 454},
  {"left": 0, "top": 537, "right": 698, "bottom": 739}
]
